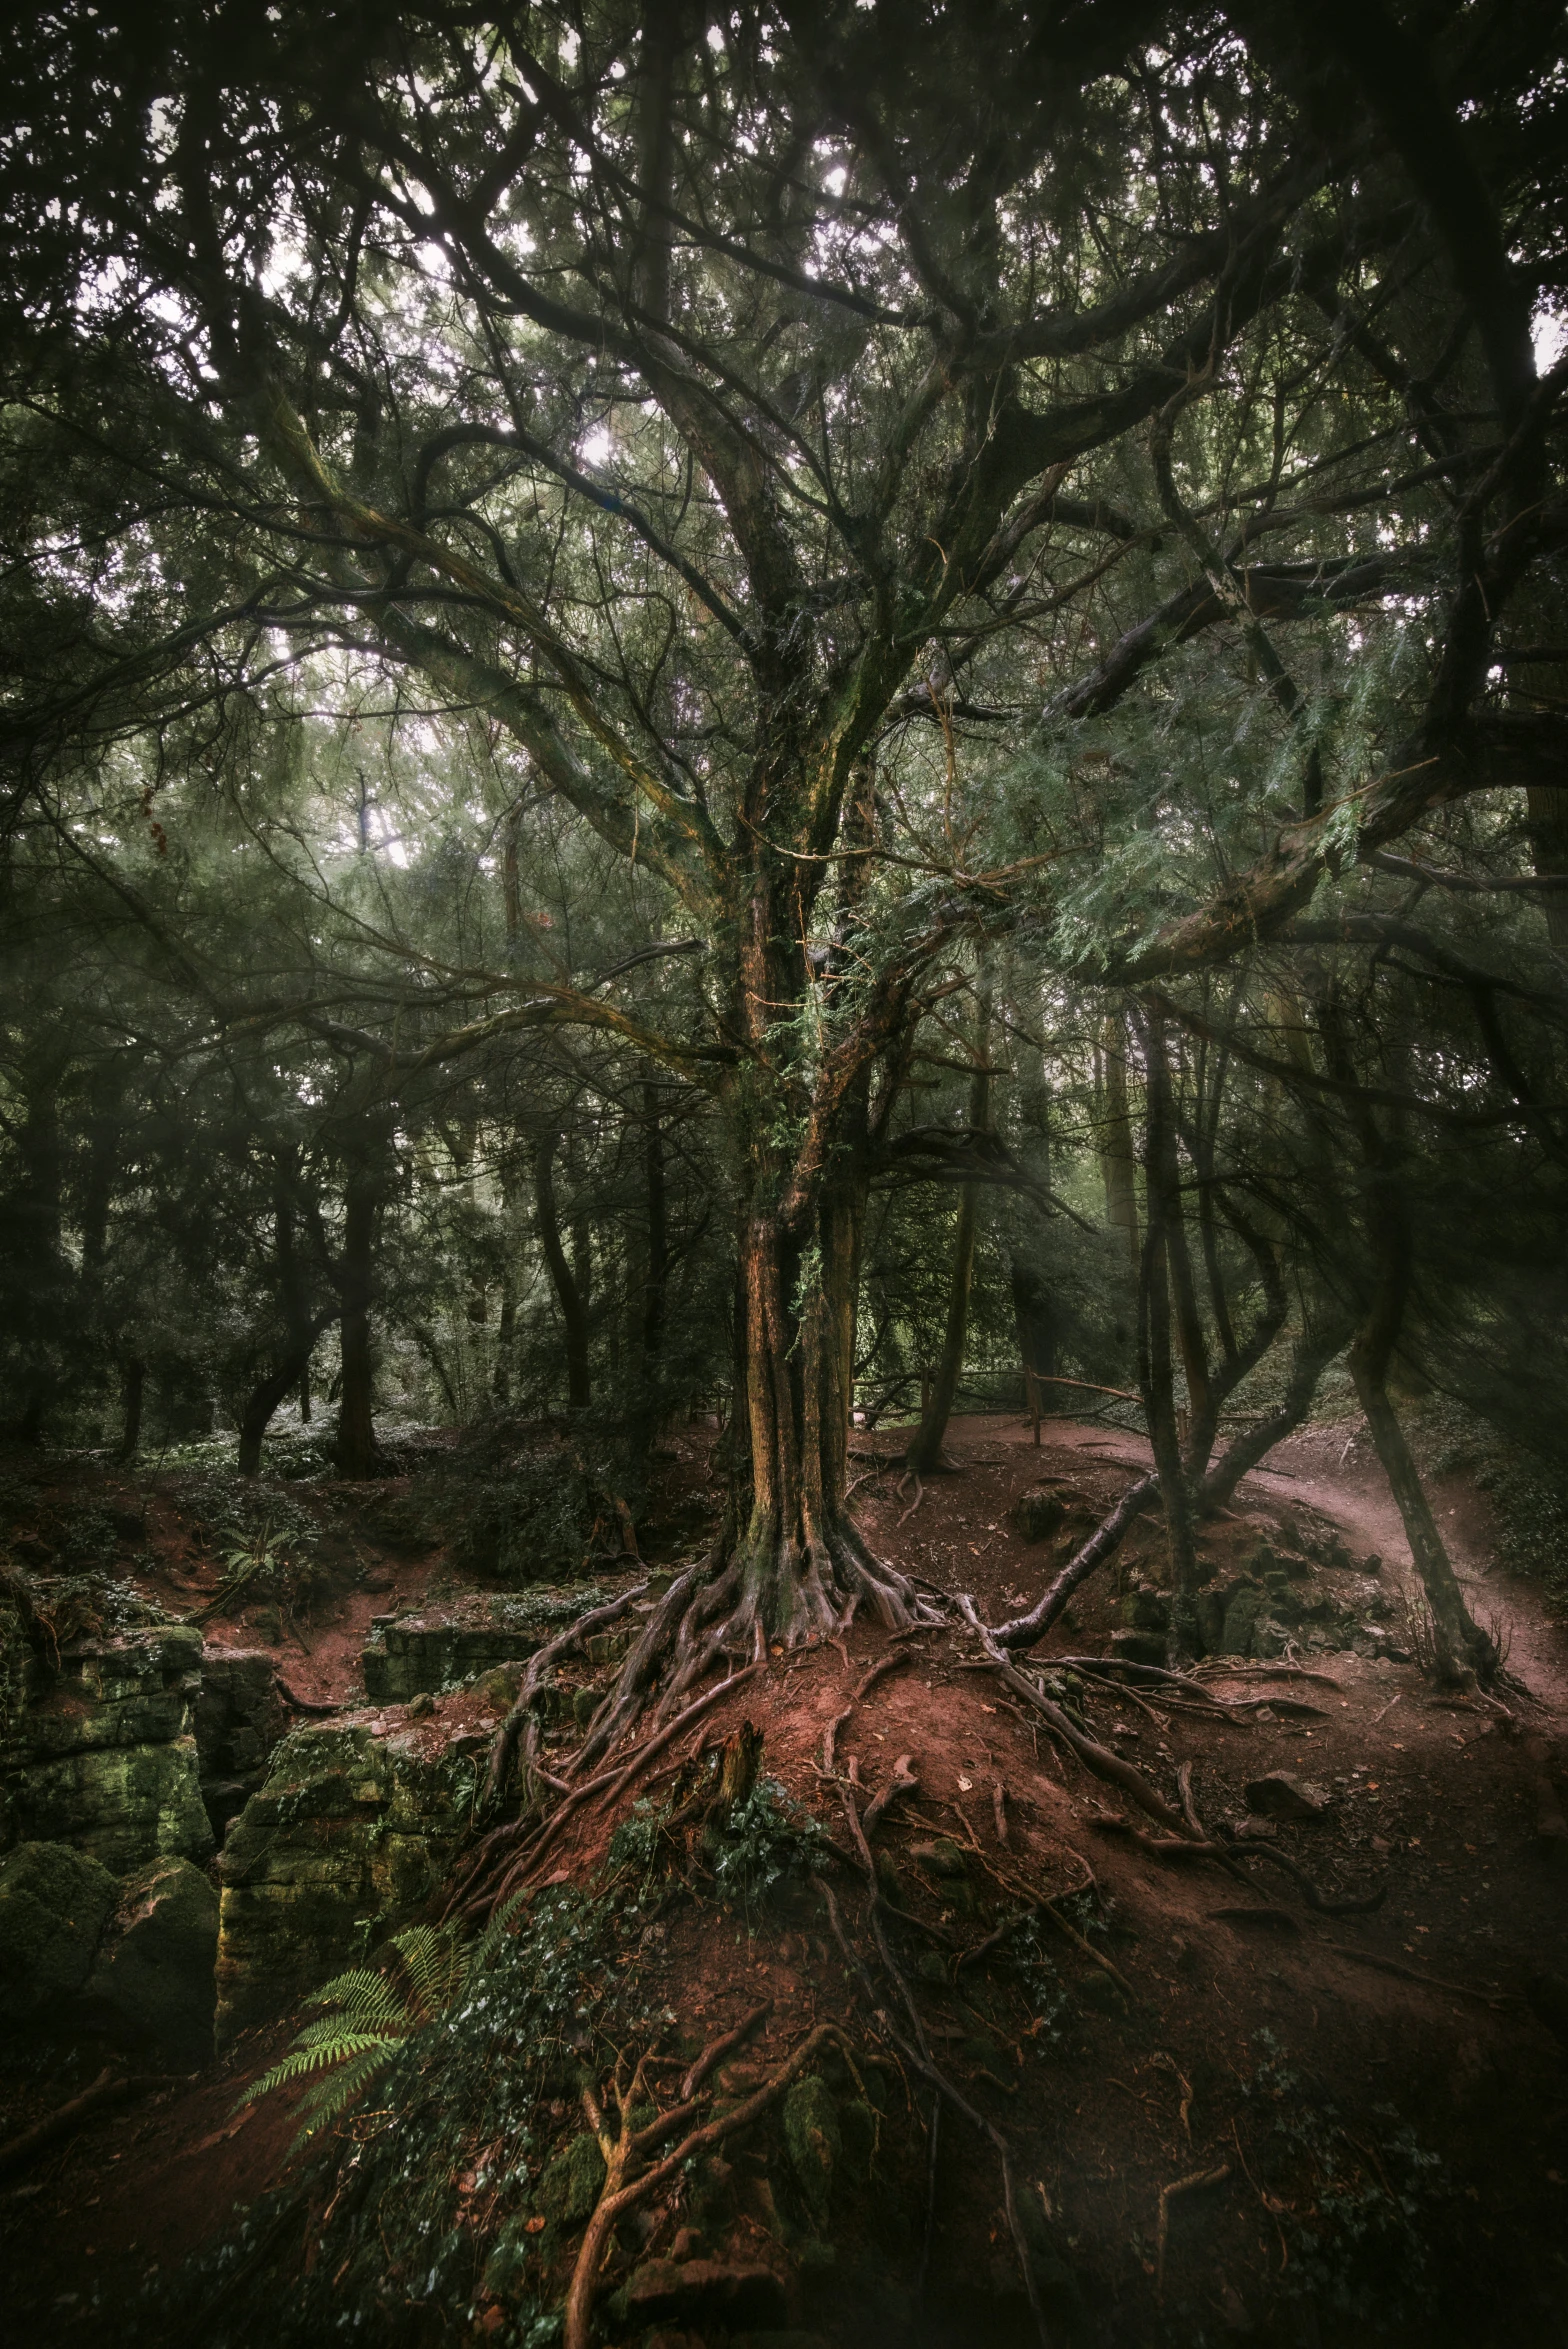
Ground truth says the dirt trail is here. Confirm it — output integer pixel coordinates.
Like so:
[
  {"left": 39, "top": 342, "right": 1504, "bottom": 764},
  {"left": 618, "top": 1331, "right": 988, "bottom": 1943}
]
[{"left": 961, "top": 1410, "right": 1568, "bottom": 1721}]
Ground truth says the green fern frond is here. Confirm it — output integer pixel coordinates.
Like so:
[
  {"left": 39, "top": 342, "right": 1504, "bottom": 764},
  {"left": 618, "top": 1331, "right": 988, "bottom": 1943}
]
[
  {"left": 290, "top": 2013, "right": 402, "bottom": 2054},
  {"left": 302, "top": 1974, "right": 412, "bottom": 2033},
  {"left": 238, "top": 2030, "right": 401, "bottom": 2110},
  {"left": 291, "top": 2043, "right": 399, "bottom": 2143},
  {"left": 390, "top": 1925, "right": 468, "bottom": 2019},
  {"left": 305, "top": 1966, "right": 402, "bottom": 2015}
]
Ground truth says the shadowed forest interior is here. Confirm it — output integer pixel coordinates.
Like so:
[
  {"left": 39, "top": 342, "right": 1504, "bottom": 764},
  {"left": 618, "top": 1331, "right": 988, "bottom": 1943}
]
[{"left": 3, "top": 4, "right": 1568, "bottom": 2344}]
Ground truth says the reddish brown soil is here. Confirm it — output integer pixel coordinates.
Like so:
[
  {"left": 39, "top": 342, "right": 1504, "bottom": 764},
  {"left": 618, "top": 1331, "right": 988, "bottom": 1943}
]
[{"left": 5, "top": 1419, "right": 1568, "bottom": 2347}]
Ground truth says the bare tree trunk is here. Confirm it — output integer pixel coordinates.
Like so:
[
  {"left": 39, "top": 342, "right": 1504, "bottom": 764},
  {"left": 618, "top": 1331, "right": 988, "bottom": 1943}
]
[
  {"left": 534, "top": 1132, "right": 591, "bottom": 1411},
  {"left": 335, "top": 1162, "right": 381, "bottom": 1478},
  {"left": 641, "top": 1083, "right": 668, "bottom": 1370},
  {"left": 907, "top": 992, "right": 991, "bottom": 1475},
  {"left": 117, "top": 1359, "right": 145, "bottom": 1463},
  {"left": 1348, "top": 1173, "right": 1494, "bottom": 1682},
  {"left": 1138, "top": 1008, "right": 1202, "bottom": 1664},
  {"left": 1098, "top": 1014, "right": 1140, "bottom": 1266}
]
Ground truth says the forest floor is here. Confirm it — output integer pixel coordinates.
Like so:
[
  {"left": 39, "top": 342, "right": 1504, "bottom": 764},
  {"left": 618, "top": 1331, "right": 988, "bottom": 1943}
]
[{"left": 5, "top": 1414, "right": 1568, "bottom": 2348}]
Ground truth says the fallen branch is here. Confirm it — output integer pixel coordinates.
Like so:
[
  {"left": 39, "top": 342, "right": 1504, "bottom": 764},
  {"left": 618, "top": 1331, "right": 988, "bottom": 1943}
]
[
  {"left": 0, "top": 2068, "right": 180, "bottom": 2181},
  {"left": 275, "top": 1678, "right": 343, "bottom": 1716}
]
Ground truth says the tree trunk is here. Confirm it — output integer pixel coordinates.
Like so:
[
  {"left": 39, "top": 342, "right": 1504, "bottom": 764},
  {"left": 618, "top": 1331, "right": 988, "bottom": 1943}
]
[
  {"left": 117, "top": 1359, "right": 145, "bottom": 1462},
  {"left": 729, "top": 1179, "right": 906, "bottom": 1644},
  {"left": 641, "top": 1083, "right": 668, "bottom": 1369},
  {"left": 335, "top": 1163, "right": 381, "bottom": 1478},
  {"left": 1138, "top": 1008, "right": 1202, "bottom": 1664},
  {"left": 1011, "top": 1261, "right": 1057, "bottom": 1446},
  {"left": 534, "top": 1132, "right": 591, "bottom": 1411},
  {"left": 907, "top": 992, "right": 991, "bottom": 1475},
  {"left": 1098, "top": 1015, "right": 1140, "bottom": 1266},
  {"left": 1347, "top": 1168, "right": 1494, "bottom": 1682},
  {"left": 238, "top": 1347, "right": 315, "bottom": 1477}
]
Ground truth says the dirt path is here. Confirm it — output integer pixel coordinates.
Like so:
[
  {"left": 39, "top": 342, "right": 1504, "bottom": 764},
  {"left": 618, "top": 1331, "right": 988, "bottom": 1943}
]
[{"left": 945, "top": 1410, "right": 1568, "bottom": 1722}]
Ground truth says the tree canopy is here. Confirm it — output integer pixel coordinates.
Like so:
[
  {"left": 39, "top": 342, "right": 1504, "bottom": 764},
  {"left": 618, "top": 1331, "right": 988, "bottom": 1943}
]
[{"left": 3, "top": 0, "right": 1566, "bottom": 1680}]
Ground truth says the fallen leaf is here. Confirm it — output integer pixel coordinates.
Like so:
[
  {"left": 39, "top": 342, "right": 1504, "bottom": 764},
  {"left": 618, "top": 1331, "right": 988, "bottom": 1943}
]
[{"left": 524, "top": 2216, "right": 547, "bottom": 2234}]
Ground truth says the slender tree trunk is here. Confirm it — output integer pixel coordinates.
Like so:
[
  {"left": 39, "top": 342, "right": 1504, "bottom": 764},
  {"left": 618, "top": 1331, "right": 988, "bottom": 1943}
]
[
  {"left": 534, "top": 1132, "right": 591, "bottom": 1411},
  {"left": 1011, "top": 1262, "right": 1056, "bottom": 1446},
  {"left": 642, "top": 1083, "right": 668, "bottom": 1369},
  {"left": 238, "top": 1347, "right": 316, "bottom": 1477},
  {"left": 1098, "top": 1015, "right": 1140, "bottom": 1266},
  {"left": 117, "top": 1359, "right": 145, "bottom": 1462},
  {"left": 298, "top": 1363, "right": 311, "bottom": 1423},
  {"left": 1347, "top": 1171, "right": 1494, "bottom": 1682},
  {"left": 492, "top": 1274, "right": 516, "bottom": 1408},
  {"left": 907, "top": 992, "right": 991, "bottom": 1475},
  {"left": 1138, "top": 1009, "right": 1202, "bottom": 1663},
  {"left": 335, "top": 1163, "right": 381, "bottom": 1478}
]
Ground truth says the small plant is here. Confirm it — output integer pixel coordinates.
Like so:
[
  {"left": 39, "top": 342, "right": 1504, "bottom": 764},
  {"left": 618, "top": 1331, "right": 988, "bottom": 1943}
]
[
  {"left": 241, "top": 1925, "right": 470, "bottom": 2147},
  {"left": 709, "top": 1774, "right": 828, "bottom": 1916},
  {"left": 1243, "top": 2033, "right": 1443, "bottom": 2323}
]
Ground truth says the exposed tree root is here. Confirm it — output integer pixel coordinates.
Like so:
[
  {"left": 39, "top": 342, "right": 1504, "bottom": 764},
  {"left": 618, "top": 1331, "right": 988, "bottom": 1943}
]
[
  {"left": 477, "top": 1505, "right": 940, "bottom": 1851},
  {"left": 451, "top": 1663, "right": 761, "bottom": 1923},
  {"left": 822, "top": 1806, "right": 1055, "bottom": 2348},
  {"left": 562, "top": 2007, "right": 856, "bottom": 2349},
  {"left": 956, "top": 1596, "right": 1195, "bottom": 1837}
]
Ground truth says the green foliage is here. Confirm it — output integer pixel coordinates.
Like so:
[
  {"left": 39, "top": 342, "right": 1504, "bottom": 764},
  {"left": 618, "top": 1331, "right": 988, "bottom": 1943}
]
[
  {"left": 708, "top": 1775, "right": 829, "bottom": 1917},
  {"left": 1244, "top": 2033, "right": 1443, "bottom": 2323},
  {"left": 241, "top": 1925, "right": 471, "bottom": 2149},
  {"left": 150, "top": 1879, "right": 665, "bottom": 2346}
]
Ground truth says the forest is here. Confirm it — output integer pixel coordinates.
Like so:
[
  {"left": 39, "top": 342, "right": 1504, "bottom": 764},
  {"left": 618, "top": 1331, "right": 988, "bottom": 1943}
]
[{"left": 1, "top": 2, "right": 1567, "bottom": 2343}]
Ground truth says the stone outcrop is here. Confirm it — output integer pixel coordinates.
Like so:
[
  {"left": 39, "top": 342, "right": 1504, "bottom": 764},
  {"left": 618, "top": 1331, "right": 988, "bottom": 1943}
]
[
  {"left": 214, "top": 1720, "right": 471, "bottom": 2046},
  {"left": 0, "top": 1839, "right": 119, "bottom": 2016},
  {"left": 360, "top": 1588, "right": 604, "bottom": 1703},
  {"left": 85, "top": 1854, "right": 219, "bottom": 2060},
  {"left": 192, "top": 1649, "right": 289, "bottom": 1838},
  {"left": 0, "top": 1622, "right": 212, "bottom": 1872},
  {"left": 0, "top": 1840, "right": 217, "bottom": 2055}
]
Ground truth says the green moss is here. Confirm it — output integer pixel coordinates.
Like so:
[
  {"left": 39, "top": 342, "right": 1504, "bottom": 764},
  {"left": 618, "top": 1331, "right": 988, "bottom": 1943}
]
[
  {"left": 538, "top": 2131, "right": 606, "bottom": 2224},
  {"left": 0, "top": 1839, "right": 118, "bottom": 2008},
  {"left": 782, "top": 2073, "right": 840, "bottom": 2220}
]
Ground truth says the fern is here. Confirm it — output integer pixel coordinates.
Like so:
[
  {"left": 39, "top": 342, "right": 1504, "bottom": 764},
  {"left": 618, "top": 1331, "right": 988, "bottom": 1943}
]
[{"left": 239, "top": 1924, "right": 472, "bottom": 2147}]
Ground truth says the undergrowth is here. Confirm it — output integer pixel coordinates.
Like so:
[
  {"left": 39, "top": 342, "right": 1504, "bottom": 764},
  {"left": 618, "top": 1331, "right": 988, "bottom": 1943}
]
[{"left": 1244, "top": 2032, "right": 1444, "bottom": 2326}]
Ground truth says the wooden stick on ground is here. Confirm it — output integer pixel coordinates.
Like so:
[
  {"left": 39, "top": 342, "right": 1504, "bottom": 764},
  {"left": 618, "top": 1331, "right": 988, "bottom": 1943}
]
[{"left": 0, "top": 2069, "right": 180, "bottom": 2181}]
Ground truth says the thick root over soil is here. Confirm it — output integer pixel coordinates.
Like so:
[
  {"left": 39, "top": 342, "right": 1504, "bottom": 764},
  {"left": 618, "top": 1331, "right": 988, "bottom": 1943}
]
[{"left": 460, "top": 1515, "right": 936, "bottom": 1922}]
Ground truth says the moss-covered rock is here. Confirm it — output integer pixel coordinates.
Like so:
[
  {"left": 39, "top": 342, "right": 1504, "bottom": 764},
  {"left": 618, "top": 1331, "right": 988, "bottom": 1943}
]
[
  {"left": 1218, "top": 1580, "right": 1266, "bottom": 1657},
  {"left": 86, "top": 1854, "right": 218, "bottom": 2058},
  {"left": 0, "top": 1839, "right": 118, "bottom": 2013},
  {"left": 213, "top": 1722, "right": 469, "bottom": 2046},
  {"left": 360, "top": 1587, "right": 603, "bottom": 1702},
  {"left": 783, "top": 2073, "right": 840, "bottom": 2220},
  {"left": 1, "top": 1623, "right": 212, "bottom": 1871},
  {"left": 538, "top": 2131, "right": 607, "bottom": 2223},
  {"left": 10, "top": 1736, "right": 213, "bottom": 1873}
]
